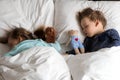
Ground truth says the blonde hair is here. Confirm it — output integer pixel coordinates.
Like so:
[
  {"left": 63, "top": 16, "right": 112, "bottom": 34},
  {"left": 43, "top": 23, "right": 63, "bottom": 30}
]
[{"left": 76, "top": 7, "right": 107, "bottom": 28}]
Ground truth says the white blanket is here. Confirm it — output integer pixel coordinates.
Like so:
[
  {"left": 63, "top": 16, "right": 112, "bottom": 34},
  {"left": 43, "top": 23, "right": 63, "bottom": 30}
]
[
  {"left": 0, "top": 47, "right": 71, "bottom": 80},
  {"left": 65, "top": 46, "right": 120, "bottom": 80}
]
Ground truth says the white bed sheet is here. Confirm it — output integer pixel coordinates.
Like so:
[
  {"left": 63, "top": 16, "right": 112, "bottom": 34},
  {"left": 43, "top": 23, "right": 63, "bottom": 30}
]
[
  {"left": 0, "top": 47, "right": 71, "bottom": 80},
  {"left": 1, "top": 1, "right": 120, "bottom": 80},
  {"left": 64, "top": 46, "right": 120, "bottom": 80}
]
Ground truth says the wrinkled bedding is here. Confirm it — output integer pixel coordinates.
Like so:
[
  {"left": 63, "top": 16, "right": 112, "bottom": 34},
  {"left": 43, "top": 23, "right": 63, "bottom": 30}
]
[
  {"left": 0, "top": 0, "right": 54, "bottom": 37},
  {"left": 1, "top": 0, "right": 120, "bottom": 80},
  {"left": 0, "top": 47, "right": 71, "bottom": 80},
  {"left": 64, "top": 46, "right": 120, "bottom": 80}
]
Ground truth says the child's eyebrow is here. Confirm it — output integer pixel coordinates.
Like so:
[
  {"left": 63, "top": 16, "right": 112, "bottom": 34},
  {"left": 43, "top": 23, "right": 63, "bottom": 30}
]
[
  {"left": 81, "top": 24, "right": 86, "bottom": 28},
  {"left": 80, "top": 26, "right": 84, "bottom": 30}
]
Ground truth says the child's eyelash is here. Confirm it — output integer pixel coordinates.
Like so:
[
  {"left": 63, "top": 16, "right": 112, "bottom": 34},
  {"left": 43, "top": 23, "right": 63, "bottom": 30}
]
[{"left": 85, "top": 25, "right": 88, "bottom": 28}]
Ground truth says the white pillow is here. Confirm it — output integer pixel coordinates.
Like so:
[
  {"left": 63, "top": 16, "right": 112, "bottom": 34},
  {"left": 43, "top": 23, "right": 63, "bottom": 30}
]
[
  {"left": 96, "top": 1, "right": 120, "bottom": 33},
  {"left": 0, "top": 0, "right": 54, "bottom": 37},
  {"left": 54, "top": 1, "right": 120, "bottom": 44}
]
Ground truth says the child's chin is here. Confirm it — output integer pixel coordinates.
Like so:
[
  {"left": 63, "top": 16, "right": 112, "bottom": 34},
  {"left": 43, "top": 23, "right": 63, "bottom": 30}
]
[{"left": 86, "top": 35, "right": 93, "bottom": 37}]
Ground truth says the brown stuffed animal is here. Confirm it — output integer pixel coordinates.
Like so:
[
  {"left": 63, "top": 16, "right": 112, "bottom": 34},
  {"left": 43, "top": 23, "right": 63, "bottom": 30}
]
[
  {"left": 45, "top": 27, "right": 56, "bottom": 43},
  {"left": 34, "top": 26, "right": 56, "bottom": 43}
]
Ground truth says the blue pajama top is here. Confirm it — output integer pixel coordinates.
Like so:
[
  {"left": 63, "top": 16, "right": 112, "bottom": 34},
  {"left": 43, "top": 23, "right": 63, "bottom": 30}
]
[
  {"left": 83, "top": 29, "right": 120, "bottom": 52},
  {"left": 4, "top": 39, "right": 61, "bottom": 56}
]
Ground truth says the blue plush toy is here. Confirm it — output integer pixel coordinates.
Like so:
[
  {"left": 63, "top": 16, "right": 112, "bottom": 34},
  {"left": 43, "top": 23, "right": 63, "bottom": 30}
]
[{"left": 66, "top": 30, "right": 85, "bottom": 54}]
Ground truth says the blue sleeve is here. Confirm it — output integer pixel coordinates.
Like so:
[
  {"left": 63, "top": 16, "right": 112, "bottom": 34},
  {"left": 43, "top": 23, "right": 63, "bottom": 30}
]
[
  {"left": 49, "top": 41, "right": 61, "bottom": 52},
  {"left": 4, "top": 45, "right": 33, "bottom": 56},
  {"left": 4, "top": 41, "right": 35, "bottom": 56},
  {"left": 4, "top": 46, "right": 19, "bottom": 56},
  {"left": 107, "top": 29, "right": 120, "bottom": 46}
]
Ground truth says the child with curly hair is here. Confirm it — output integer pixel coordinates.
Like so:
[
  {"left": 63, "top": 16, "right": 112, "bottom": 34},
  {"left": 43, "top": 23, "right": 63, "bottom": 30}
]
[{"left": 76, "top": 7, "right": 120, "bottom": 52}]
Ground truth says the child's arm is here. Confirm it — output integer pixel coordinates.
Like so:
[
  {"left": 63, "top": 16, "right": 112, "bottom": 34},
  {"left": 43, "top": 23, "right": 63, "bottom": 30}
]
[
  {"left": 4, "top": 47, "right": 18, "bottom": 56},
  {"left": 107, "top": 29, "right": 120, "bottom": 46}
]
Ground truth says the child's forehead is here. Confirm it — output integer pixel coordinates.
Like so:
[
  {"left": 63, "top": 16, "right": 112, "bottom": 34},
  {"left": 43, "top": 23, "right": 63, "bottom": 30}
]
[
  {"left": 81, "top": 17, "right": 91, "bottom": 25},
  {"left": 82, "top": 17, "right": 91, "bottom": 21}
]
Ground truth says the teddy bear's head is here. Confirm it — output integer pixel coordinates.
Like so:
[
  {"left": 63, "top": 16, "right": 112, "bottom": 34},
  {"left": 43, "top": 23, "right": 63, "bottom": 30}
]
[
  {"left": 45, "top": 27, "right": 56, "bottom": 43},
  {"left": 68, "top": 30, "right": 78, "bottom": 36}
]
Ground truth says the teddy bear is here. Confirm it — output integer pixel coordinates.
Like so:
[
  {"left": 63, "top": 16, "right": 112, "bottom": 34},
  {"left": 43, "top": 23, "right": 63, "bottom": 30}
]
[
  {"left": 34, "top": 26, "right": 56, "bottom": 43},
  {"left": 66, "top": 30, "right": 85, "bottom": 54}
]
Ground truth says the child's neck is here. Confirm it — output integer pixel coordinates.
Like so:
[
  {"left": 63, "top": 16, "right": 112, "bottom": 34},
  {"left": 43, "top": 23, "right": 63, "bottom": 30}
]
[
  {"left": 96, "top": 24, "right": 105, "bottom": 35},
  {"left": 97, "top": 29, "right": 104, "bottom": 34},
  {"left": 93, "top": 28, "right": 105, "bottom": 37}
]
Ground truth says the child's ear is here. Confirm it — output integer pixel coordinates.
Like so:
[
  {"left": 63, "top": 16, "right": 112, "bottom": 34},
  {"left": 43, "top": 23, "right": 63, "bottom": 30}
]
[{"left": 95, "top": 20, "right": 99, "bottom": 27}]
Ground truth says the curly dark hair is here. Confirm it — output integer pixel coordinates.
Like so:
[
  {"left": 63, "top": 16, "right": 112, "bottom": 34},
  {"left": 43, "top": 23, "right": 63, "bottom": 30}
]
[{"left": 76, "top": 7, "right": 107, "bottom": 28}]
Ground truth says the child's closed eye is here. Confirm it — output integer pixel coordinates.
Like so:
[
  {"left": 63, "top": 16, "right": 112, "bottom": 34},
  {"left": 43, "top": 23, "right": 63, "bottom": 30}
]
[
  {"left": 82, "top": 25, "right": 88, "bottom": 30},
  {"left": 85, "top": 25, "right": 88, "bottom": 28}
]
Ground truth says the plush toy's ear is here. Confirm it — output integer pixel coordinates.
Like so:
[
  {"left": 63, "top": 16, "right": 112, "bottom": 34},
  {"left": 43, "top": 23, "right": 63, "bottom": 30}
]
[
  {"left": 45, "top": 27, "right": 56, "bottom": 43},
  {"left": 68, "top": 30, "right": 71, "bottom": 34}
]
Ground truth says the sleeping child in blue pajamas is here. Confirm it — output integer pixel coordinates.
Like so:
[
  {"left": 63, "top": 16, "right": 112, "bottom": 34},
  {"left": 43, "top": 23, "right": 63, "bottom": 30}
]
[{"left": 1, "top": 27, "right": 61, "bottom": 56}]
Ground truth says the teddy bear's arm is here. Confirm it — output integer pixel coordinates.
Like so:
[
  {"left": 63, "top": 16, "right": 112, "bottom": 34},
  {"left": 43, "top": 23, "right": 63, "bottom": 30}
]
[
  {"left": 74, "top": 48, "right": 80, "bottom": 54},
  {"left": 65, "top": 38, "right": 71, "bottom": 46},
  {"left": 80, "top": 48, "right": 85, "bottom": 53}
]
